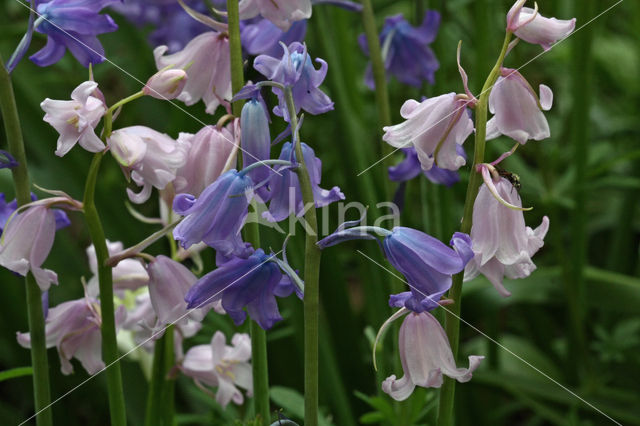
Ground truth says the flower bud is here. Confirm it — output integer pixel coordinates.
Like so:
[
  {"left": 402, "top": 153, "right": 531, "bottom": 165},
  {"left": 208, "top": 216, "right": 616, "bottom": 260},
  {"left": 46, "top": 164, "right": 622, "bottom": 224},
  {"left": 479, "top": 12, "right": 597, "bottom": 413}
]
[{"left": 143, "top": 68, "right": 188, "bottom": 100}]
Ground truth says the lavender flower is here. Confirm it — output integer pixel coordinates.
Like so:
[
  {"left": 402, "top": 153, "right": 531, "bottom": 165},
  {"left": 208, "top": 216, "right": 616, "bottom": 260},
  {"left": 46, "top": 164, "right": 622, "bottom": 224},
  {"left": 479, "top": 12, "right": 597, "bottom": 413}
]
[
  {"left": 241, "top": 99, "right": 272, "bottom": 198},
  {"left": 86, "top": 241, "right": 148, "bottom": 297},
  {"left": 264, "top": 142, "right": 344, "bottom": 222},
  {"left": 239, "top": 0, "right": 311, "bottom": 31},
  {"left": 0, "top": 150, "right": 18, "bottom": 169},
  {"left": 185, "top": 249, "right": 285, "bottom": 330},
  {"left": 359, "top": 11, "right": 440, "bottom": 89},
  {"left": 254, "top": 42, "right": 333, "bottom": 121},
  {"left": 30, "top": 0, "right": 120, "bottom": 67},
  {"left": 388, "top": 146, "right": 463, "bottom": 186},
  {"left": 507, "top": 0, "right": 576, "bottom": 51},
  {"left": 241, "top": 18, "right": 307, "bottom": 57},
  {"left": 180, "top": 331, "right": 253, "bottom": 407},
  {"left": 173, "top": 170, "right": 253, "bottom": 256},
  {"left": 486, "top": 68, "right": 553, "bottom": 144},
  {"left": 0, "top": 194, "right": 70, "bottom": 236},
  {"left": 382, "top": 311, "right": 483, "bottom": 400}
]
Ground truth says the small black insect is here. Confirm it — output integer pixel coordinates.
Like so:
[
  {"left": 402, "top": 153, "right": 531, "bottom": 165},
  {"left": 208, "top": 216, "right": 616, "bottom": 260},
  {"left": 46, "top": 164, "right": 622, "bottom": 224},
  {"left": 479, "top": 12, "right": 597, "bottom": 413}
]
[{"left": 495, "top": 166, "right": 521, "bottom": 192}]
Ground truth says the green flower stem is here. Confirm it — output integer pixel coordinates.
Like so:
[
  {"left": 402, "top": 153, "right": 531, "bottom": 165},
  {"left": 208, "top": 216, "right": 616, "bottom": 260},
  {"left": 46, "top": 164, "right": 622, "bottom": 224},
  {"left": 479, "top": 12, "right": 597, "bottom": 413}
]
[
  {"left": 360, "top": 0, "right": 393, "bottom": 200},
  {"left": 226, "top": 1, "right": 270, "bottom": 422},
  {"left": 83, "top": 152, "right": 127, "bottom": 426},
  {"left": 0, "top": 58, "right": 53, "bottom": 426},
  {"left": 145, "top": 330, "right": 167, "bottom": 426},
  {"left": 162, "top": 326, "right": 176, "bottom": 426},
  {"left": 103, "top": 91, "right": 145, "bottom": 139},
  {"left": 283, "top": 87, "right": 322, "bottom": 426},
  {"left": 437, "top": 31, "right": 512, "bottom": 426}
]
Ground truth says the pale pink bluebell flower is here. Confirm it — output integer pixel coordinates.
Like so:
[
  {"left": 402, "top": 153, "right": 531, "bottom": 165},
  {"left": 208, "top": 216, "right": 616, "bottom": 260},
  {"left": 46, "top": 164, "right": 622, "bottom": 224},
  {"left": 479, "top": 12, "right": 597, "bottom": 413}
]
[
  {"left": 86, "top": 241, "right": 149, "bottom": 297},
  {"left": 382, "top": 311, "right": 483, "bottom": 400},
  {"left": 17, "top": 295, "right": 126, "bottom": 375},
  {"left": 486, "top": 68, "right": 553, "bottom": 144},
  {"left": 108, "top": 126, "right": 188, "bottom": 204},
  {"left": 506, "top": 1, "right": 576, "bottom": 51},
  {"left": 143, "top": 68, "right": 188, "bottom": 100},
  {"left": 180, "top": 331, "right": 253, "bottom": 407},
  {"left": 40, "top": 81, "right": 106, "bottom": 157},
  {"left": 154, "top": 32, "right": 231, "bottom": 114},
  {"left": 464, "top": 164, "right": 550, "bottom": 296},
  {"left": 239, "top": 0, "right": 311, "bottom": 31}
]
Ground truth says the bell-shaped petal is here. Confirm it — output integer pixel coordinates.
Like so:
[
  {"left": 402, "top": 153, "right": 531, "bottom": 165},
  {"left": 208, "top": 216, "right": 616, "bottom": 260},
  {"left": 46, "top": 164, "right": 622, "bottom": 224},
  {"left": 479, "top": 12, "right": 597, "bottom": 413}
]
[
  {"left": 382, "top": 312, "right": 483, "bottom": 400},
  {"left": 108, "top": 126, "right": 188, "bottom": 204},
  {"left": 181, "top": 331, "right": 253, "bottom": 407},
  {"left": 154, "top": 31, "right": 231, "bottom": 114},
  {"left": 464, "top": 176, "right": 550, "bottom": 296},
  {"left": 507, "top": 2, "right": 576, "bottom": 51},
  {"left": 254, "top": 42, "right": 333, "bottom": 121},
  {"left": 0, "top": 205, "right": 58, "bottom": 291},
  {"left": 241, "top": 18, "right": 307, "bottom": 57},
  {"left": 241, "top": 99, "right": 272, "bottom": 196},
  {"left": 41, "top": 81, "right": 106, "bottom": 157},
  {"left": 264, "top": 142, "right": 344, "bottom": 222},
  {"left": 184, "top": 249, "right": 284, "bottom": 330},
  {"left": 173, "top": 170, "right": 253, "bottom": 256},
  {"left": 143, "top": 68, "right": 188, "bottom": 100},
  {"left": 174, "top": 123, "right": 239, "bottom": 197},
  {"left": 383, "top": 93, "right": 473, "bottom": 171},
  {"left": 486, "top": 69, "right": 553, "bottom": 144},
  {"left": 239, "top": 0, "right": 311, "bottom": 32},
  {"left": 86, "top": 240, "right": 149, "bottom": 296}
]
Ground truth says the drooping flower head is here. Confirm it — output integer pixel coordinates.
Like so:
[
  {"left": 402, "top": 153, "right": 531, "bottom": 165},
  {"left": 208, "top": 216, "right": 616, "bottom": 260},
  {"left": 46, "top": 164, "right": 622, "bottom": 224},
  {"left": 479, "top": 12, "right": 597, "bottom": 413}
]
[
  {"left": 359, "top": 10, "right": 440, "bottom": 89},
  {"left": 143, "top": 68, "right": 188, "bottom": 100},
  {"left": 86, "top": 240, "right": 148, "bottom": 297},
  {"left": 381, "top": 311, "right": 483, "bottom": 400},
  {"left": 241, "top": 18, "right": 307, "bottom": 57},
  {"left": 240, "top": 99, "right": 272, "bottom": 198},
  {"left": 41, "top": 81, "right": 106, "bottom": 157},
  {"left": 486, "top": 68, "right": 553, "bottom": 144},
  {"left": 506, "top": 0, "right": 576, "bottom": 51},
  {"left": 388, "top": 146, "right": 464, "bottom": 186},
  {"left": 108, "top": 126, "right": 188, "bottom": 204},
  {"left": 239, "top": 0, "right": 311, "bottom": 31},
  {"left": 154, "top": 31, "right": 231, "bottom": 114},
  {"left": 184, "top": 248, "right": 301, "bottom": 330},
  {"left": 17, "top": 295, "right": 126, "bottom": 375},
  {"left": 254, "top": 42, "right": 333, "bottom": 121},
  {"left": 264, "top": 141, "right": 344, "bottom": 222},
  {"left": 180, "top": 331, "right": 253, "bottom": 407},
  {"left": 173, "top": 169, "right": 253, "bottom": 256},
  {"left": 0, "top": 193, "right": 70, "bottom": 236},
  {"left": 464, "top": 164, "right": 549, "bottom": 297},
  {"left": 30, "top": 0, "right": 120, "bottom": 67}
]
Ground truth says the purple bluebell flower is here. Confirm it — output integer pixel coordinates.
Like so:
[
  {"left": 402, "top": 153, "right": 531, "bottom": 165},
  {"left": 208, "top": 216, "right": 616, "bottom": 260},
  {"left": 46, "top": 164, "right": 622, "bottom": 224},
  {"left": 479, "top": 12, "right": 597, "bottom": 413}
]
[
  {"left": 241, "top": 18, "right": 307, "bottom": 57},
  {"left": 0, "top": 150, "right": 18, "bottom": 169},
  {"left": 173, "top": 170, "right": 253, "bottom": 256},
  {"left": 389, "top": 146, "right": 464, "bottom": 186},
  {"left": 264, "top": 141, "right": 344, "bottom": 222},
  {"left": 241, "top": 98, "right": 272, "bottom": 200},
  {"left": 30, "top": 0, "right": 120, "bottom": 67},
  {"left": 317, "top": 224, "right": 473, "bottom": 312},
  {"left": 1, "top": 193, "right": 70, "bottom": 236},
  {"left": 111, "top": 0, "right": 210, "bottom": 53},
  {"left": 359, "top": 11, "right": 440, "bottom": 89},
  {"left": 184, "top": 249, "right": 285, "bottom": 330},
  {"left": 254, "top": 42, "right": 333, "bottom": 121}
]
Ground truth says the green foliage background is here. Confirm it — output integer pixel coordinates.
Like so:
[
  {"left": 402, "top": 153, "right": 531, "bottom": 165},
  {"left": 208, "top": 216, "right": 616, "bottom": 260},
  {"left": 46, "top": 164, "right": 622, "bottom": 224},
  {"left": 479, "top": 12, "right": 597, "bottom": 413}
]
[{"left": 1, "top": 0, "right": 639, "bottom": 424}]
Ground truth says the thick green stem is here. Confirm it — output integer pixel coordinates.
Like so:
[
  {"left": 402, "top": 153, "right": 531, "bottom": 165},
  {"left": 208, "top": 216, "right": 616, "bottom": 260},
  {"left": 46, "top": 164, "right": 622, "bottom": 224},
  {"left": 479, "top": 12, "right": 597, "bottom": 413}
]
[
  {"left": 83, "top": 152, "right": 127, "bottom": 426},
  {"left": 226, "top": 1, "right": 270, "bottom": 422},
  {"left": 162, "top": 327, "right": 176, "bottom": 426},
  {"left": 283, "top": 87, "right": 322, "bottom": 426},
  {"left": 145, "top": 331, "right": 167, "bottom": 426},
  {"left": 437, "top": 31, "right": 512, "bottom": 426},
  {"left": 360, "top": 0, "right": 393, "bottom": 200},
  {"left": 0, "top": 58, "right": 53, "bottom": 426}
]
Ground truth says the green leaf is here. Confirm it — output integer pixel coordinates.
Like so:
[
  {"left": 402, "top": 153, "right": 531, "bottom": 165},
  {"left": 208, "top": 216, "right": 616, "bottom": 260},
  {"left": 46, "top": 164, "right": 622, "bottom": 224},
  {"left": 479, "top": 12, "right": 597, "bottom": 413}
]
[
  {"left": 269, "top": 386, "right": 332, "bottom": 426},
  {"left": 0, "top": 366, "right": 32, "bottom": 382},
  {"left": 359, "top": 412, "right": 385, "bottom": 424}
]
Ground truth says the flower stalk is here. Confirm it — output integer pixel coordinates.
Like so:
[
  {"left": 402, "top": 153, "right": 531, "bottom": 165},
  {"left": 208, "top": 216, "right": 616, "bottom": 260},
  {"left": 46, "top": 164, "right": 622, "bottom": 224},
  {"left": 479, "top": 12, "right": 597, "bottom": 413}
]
[
  {"left": 0, "top": 57, "right": 53, "bottom": 426},
  {"left": 437, "top": 30, "right": 512, "bottom": 426},
  {"left": 83, "top": 151, "right": 127, "bottom": 426},
  {"left": 227, "top": 0, "right": 270, "bottom": 423}
]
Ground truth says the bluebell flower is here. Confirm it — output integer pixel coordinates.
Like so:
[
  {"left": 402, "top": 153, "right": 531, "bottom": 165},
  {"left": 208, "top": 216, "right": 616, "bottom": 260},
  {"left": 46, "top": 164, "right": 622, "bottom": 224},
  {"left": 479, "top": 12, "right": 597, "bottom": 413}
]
[
  {"left": 185, "top": 248, "right": 296, "bottom": 330},
  {"left": 173, "top": 170, "right": 253, "bottom": 256},
  {"left": 359, "top": 11, "right": 440, "bottom": 89},
  {"left": 264, "top": 141, "right": 344, "bottom": 222},
  {"left": 0, "top": 150, "right": 18, "bottom": 169},
  {"left": 30, "top": 0, "right": 120, "bottom": 67},
  {"left": 0, "top": 193, "right": 70, "bottom": 236},
  {"left": 317, "top": 224, "right": 473, "bottom": 312},
  {"left": 241, "top": 98, "right": 272, "bottom": 200},
  {"left": 254, "top": 42, "right": 333, "bottom": 121},
  {"left": 241, "top": 18, "right": 307, "bottom": 57},
  {"left": 389, "top": 146, "right": 464, "bottom": 186}
]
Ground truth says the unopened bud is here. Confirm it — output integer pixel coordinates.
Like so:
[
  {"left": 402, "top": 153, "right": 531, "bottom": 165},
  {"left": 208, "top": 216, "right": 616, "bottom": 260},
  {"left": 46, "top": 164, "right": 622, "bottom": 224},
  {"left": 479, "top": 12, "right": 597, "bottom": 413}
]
[{"left": 143, "top": 68, "right": 188, "bottom": 100}]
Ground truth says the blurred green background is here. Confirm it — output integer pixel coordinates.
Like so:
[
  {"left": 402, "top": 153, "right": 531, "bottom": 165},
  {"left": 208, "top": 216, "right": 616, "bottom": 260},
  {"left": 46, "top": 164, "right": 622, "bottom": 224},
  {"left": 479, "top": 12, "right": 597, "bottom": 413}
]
[{"left": 1, "top": 0, "right": 639, "bottom": 424}]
